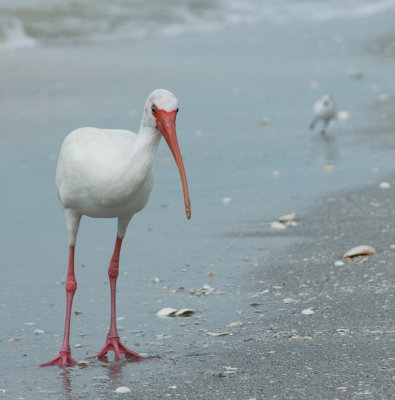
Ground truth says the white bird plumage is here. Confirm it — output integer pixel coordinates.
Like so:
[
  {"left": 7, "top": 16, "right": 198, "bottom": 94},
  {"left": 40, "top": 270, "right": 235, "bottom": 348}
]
[
  {"left": 310, "top": 94, "right": 337, "bottom": 135},
  {"left": 56, "top": 89, "right": 188, "bottom": 243},
  {"left": 41, "top": 89, "right": 191, "bottom": 368}
]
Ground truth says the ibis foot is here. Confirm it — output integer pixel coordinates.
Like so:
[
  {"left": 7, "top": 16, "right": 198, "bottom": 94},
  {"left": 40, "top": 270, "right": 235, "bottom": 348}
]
[
  {"left": 40, "top": 351, "right": 78, "bottom": 368},
  {"left": 97, "top": 336, "right": 144, "bottom": 361}
]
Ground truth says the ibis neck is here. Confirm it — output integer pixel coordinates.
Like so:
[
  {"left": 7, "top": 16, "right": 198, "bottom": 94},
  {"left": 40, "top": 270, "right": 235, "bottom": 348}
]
[{"left": 122, "top": 125, "right": 161, "bottom": 185}]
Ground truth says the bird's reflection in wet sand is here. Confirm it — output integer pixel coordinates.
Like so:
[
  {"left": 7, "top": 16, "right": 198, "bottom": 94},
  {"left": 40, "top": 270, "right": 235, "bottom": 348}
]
[{"left": 311, "top": 129, "right": 339, "bottom": 168}]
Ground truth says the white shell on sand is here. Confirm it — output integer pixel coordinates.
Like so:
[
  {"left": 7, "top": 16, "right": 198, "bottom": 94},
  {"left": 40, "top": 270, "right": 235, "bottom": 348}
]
[
  {"left": 271, "top": 221, "right": 286, "bottom": 230},
  {"left": 156, "top": 307, "right": 177, "bottom": 317},
  {"left": 229, "top": 321, "right": 244, "bottom": 328},
  {"left": 379, "top": 182, "right": 391, "bottom": 189},
  {"left": 207, "top": 331, "right": 232, "bottom": 337},
  {"left": 175, "top": 308, "right": 195, "bottom": 317},
  {"left": 343, "top": 245, "right": 376, "bottom": 259},
  {"left": 301, "top": 308, "right": 315, "bottom": 315},
  {"left": 115, "top": 387, "right": 131, "bottom": 394},
  {"left": 278, "top": 212, "right": 296, "bottom": 223},
  {"left": 77, "top": 360, "right": 90, "bottom": 368},
  {"left": 337, "top": 110, "right": 350, "bottom": 120}
]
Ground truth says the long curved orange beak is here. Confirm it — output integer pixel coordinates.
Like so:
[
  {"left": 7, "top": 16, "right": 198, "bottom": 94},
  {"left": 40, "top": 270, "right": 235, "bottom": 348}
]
[{"left": 156, "top": 109, "right": 191, "bottom": 220}]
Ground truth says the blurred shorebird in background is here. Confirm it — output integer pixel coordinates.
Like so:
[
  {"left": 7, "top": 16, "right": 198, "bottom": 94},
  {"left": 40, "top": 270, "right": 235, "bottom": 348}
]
[{"left": 310, "top": 94, "right": 337, "bottom": 135}]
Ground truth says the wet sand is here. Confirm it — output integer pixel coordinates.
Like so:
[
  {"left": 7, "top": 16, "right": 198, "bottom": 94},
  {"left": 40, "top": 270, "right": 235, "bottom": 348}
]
[{"left": 0, "top": 10, "right": 395, "bottom": 400}]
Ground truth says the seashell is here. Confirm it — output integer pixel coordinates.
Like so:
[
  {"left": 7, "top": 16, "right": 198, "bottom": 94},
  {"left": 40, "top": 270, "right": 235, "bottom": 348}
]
[
  {"left": 272, "top": 170, "right": 280, "bottom": 177},
  {"left": 278, "top": 212, "right": 296, "bottom": 223},
  {"left": 260, "top": 117, "right": 271, "bottom": 127},
  {"left": 78, "top": 360, "right": 90, "bottom": 368},
  {"left": 175, "top": 308, "right": 195, "bottom": 317},
  {"left": 301, "top": 308, "right": 315, "bottom": 315},
  {"left": 377, "top": 93, "right": 389, "bottom": 103},
  {"left": 271, "top": 221, "right": 286, "bottom": 230},
  {"left": 325, "top": 164, "right": 335, "bottom": 173},
  {"left": 207, "top": 331, "right": 232, "bottom": 337},
  {"left": 8, "top": 337, "right": 21, "bottom": 342},
  {"left": 334, "top": 260, "right": 344, "bottom": 267},
  {"left": 33, "top": 329, "right": 45, "bottom": 335},
  {"left": 283, "top": 297, "right": 298, "bottom": 304},
  {"left": 229, "top": 321, "right": 243, "bottom": 328},
  {"left": 156, "top": 307, "right": 177, "bottom": 317},
  {"left": 342, "top": 245, "right": 376, "bottom": 259},
  {"left": 221, "top": 197, "right": 232, "bottom": 205},
  {"left": 336, "top": 110, "right": 350, "bottom": 121},
  {"left": 379, "top": 182, "right": 391, "bottom": 189},
  {"left": 114, "top": 387, "right": 131, "bottom": 394}
]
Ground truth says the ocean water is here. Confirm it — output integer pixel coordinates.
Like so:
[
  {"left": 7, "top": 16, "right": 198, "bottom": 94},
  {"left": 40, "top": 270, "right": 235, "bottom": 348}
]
[{"left": 1, "top": 0, "right": 395, "bottom": 51}]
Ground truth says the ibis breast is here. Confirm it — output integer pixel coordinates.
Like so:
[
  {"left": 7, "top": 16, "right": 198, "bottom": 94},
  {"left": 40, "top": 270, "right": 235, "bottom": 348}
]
[{"left": 56, "top": 127, "right": 154, "bottom": 218}]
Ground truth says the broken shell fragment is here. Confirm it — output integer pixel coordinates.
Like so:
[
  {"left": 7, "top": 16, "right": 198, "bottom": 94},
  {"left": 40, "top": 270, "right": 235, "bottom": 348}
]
[
  {"left": 156, "top": 307, "right": 177, "bottom": 317},
  {"left": 229, "top": 321, "right": 244, "bottom": 328},
  {"left": 301, "top": 308, "right": 315, "bottom": 315},
  {"left": 8, "top": 337, "right": 21, "bottom": 342},
  {"left": 78, "top": 360, "right": 90, "bottom": 368},
  {"left": 271, "top": 221, "right": 286, "bottom": 230},
  {"left": 221, "top": 197, "right": 232, "bottom": 205},
  {"left": 114, "top": 387, "right": 131, "bottom": 394},
  {"left": 207, "top": 331, "right": 232, "bottom": 337},
  {"left": 379, "top": 182, "right": 391, "bottom": 189},
  {"left": 278, "top": 212, "right": 296, "bottom": 223},
  {"left": 342, "top": 245, "right": 376, "bottom": 259},
  {"left": 260, "top": 117, "right": 271, "bottom": 127},
  {"left": 175, "top": 308, "right": 195, "bottom": 317}
]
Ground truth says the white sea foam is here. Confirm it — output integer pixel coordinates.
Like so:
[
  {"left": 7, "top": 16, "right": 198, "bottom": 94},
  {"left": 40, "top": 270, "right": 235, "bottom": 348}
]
[
  {"left": 0, "top": 17, "right": 37, "bottom": 51},
  {"left": 1, "top": 0, "right": 395, "bottom": 51}
]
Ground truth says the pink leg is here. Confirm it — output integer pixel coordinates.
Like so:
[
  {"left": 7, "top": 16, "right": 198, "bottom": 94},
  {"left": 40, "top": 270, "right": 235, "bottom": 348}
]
[
  {"left": 40, "top": 245, "right": 78, "bottom": 367},
  {"left": 97, "top": 236, "right": 144, "bottom": 361}
]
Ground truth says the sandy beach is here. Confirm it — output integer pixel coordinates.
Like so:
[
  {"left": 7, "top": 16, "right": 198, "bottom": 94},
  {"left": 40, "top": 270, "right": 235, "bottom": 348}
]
[{"left": 0, "top": 5, "right": 394, "bottom": 400}]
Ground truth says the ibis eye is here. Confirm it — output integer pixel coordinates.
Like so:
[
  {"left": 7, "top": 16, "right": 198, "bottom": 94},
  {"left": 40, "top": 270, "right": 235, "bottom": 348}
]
[
  {"left": 176, "top": 108, "right": 179, "bottom": 113},
  {"left": 151, "top": 106, "right": 157, "bottom": 114}
]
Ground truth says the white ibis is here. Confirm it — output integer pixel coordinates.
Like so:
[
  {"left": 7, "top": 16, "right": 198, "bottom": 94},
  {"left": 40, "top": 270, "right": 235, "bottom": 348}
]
[
  {"left": 309, "top": 94, "right": 337, "bottom": 135},
  {"left": 40, "top": 89, "right": 191, "bottom": 367}
]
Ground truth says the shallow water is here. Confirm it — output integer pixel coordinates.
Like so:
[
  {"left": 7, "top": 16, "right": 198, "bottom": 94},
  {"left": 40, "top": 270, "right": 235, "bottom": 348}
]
[
  {"left": 1, "top": 9, "right": 395, "bottom": 399},
  {"left": 1, "top": 0, "right": 395, "bottom": 50}
]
